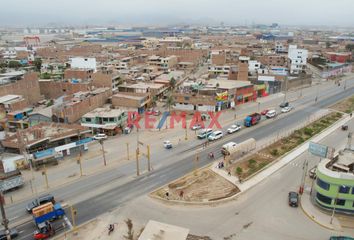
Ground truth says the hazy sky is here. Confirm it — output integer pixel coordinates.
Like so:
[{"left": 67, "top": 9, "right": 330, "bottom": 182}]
[{"left": 1, "top": 0, "right": 353, "bottom": 27}]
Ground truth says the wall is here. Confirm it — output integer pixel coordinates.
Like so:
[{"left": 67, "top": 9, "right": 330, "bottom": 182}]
[
  {"left": 0, "top": 72, "right": 41, "bottom": 105},
  {"left": 92, "top": 72, "right": 113, "bottom": 88},
  {"left": 64, "top": 69, "right": 93, "bottom": 81},
  {"left": 39, "top": 80, "right": 91, "bottom": 99},
  {"left": 52, "top": 89, "right": 112, "bottom": 123}
]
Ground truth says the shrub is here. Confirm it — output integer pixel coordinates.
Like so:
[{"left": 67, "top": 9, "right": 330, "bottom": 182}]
[
  {"left": 236, "top": 167, "right": 243, "bottom": 176},
  {"left": 248, "top": 159, "right": 257, "bottom": 168},
  {"left": 304, "top": 127, "right": 313, "bottom": 136},
  {"left": 270, "top": 149, "right": 279, "bottom": 156}
]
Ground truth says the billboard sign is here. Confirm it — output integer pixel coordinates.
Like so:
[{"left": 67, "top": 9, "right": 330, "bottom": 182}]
[{"left": 308, "top": 142, "right": 328, "bottom": 158}]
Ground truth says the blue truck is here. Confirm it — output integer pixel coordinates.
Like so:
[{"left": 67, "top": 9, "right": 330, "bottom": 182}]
[{"left": 33, "top": 203, "right": 65, "bottom": 224}]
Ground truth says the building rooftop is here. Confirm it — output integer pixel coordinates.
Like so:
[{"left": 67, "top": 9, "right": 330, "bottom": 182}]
[
  {"left": 0, "top": 95, "right": 22, "bottom": 104},
  {"left": 82, "top": 107, "right": 124, "bottom": 118},
  {"left": 1, "top": 123, "right": 88, "bottom": 149},
  {"left": 206, "top": 79, "right": 252, "bottom": 90}
]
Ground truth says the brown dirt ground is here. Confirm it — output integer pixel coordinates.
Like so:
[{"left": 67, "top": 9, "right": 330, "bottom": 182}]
[
  {"left": 330, "top": 95, "right": 354, "bottom": 113},
  {"left": 153, "top": 168, "right": 239, "bottom": 202}
]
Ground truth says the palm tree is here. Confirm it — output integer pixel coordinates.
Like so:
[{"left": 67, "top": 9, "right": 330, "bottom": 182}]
[
  {"left": 169, "top": 77, "right": 176, "bottom": 90},
  {"left": 165, "top": 94, "right": 175, "bottom": 113},
  {"left": 151, "top": 95, "right": 158, "bottom": 107}
]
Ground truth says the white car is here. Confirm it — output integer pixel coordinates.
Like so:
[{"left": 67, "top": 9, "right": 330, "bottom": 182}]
[
  {"left": 266, "top": 109, "right": 277, "bottom": 118},
  {"left": 281, "top": 106, "right": 293, "bottom": 113},
  {"left": 227, "top": 124, "right": 241, "bottom": 134},
  {"left": 163, "top": 140, "right": 173, "bottom": 149},
  {"left": 93, "top": 133, "right": 107, "bottom": 140},
  {"left": 208, "top": 130, "right": 223, "bottom": 141},
  {"left": 191, "top": 124, "right": 202, "bottom": 130}
]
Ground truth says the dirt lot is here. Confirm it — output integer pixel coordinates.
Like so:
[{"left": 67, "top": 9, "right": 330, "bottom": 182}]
[
  {"left": 153, "top": 168, "right": 239, "bottom": 202},
  {"left": 330, "top": 95, "right": 354, "bottom": 113},
  {"left": 230, "top": 112, "right": 342, "bottom": 180}
]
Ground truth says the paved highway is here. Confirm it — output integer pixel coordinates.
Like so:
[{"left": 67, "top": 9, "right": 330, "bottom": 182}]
[{"left": 7, "top": 78, "right": 354, "bottom": 239}]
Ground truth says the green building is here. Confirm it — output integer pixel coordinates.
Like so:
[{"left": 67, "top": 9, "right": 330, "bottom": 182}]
[
  {"left": 81, "top": 107, "right": 127, "bottom": 135},
  {"left": 314, "top": 149, "right": 354, "bottom": 214}
]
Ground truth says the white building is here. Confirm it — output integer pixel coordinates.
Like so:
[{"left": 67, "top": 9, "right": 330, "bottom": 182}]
[
  {"left": 288, "top": 45, "right": 308, "bottom": 75},
  {"left": 70, "top": 57, "right": 97, "bottom": 71},
  {"left": 248, "top": 60, "right": 261, "bottom": 74},
  {"left": 275, "top": 42, "right": 287, "bottom": 53}
]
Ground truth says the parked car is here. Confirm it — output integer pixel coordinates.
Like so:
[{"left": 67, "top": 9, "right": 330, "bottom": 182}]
[
  {"left": 163, "top": 140, "right": 173, "bottom": 149},
  {"left": 208, "top": 130, "right": 223, "bottom": 141},
  {"left": 227, "top": 124, "right": 241, "bottom": 134},
  {"left": 0, "top": 229, "right": 18, "bottom": 240},
  {"left": 93, "top": 133, "right": 107, "bottom": 140},
  {"left": 261, "top": 109, "right": 269, "bottom": 115},
  {"left": 197, "top": 128, "right": 213, "bottom": 139},
  {"left": 265, "top": 109, "right": 277, "bottom": 118},
  {"left": 152, "top": 109, "right": 161, "bottom": 116},
  {"left": 288, "top": 191, "right": 299, "bottom": 207},
  {"left": 191, "top": 124, "right": 202, "bottom": 130},
  {"left": 281, "top": 106, "right": 293, "bottom": 113},
  {"left": 329, "top": 236, "right": 354, "bottom": 240},
  {"left": 309, "top": 166, "right": 317, "bottom": 179},
  {"left": 280, "top": 102, "right": 289, "bottom": 108},
  {"left": 124, "top": 124, "right": 134, "bottom": 134},
  {"left": 26, "top": 194, "right": 55, "bottom": 213}
]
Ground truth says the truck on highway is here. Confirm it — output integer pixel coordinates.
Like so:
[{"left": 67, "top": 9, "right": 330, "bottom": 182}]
[
  {"left": 244, "top": 113, "right": 261, "bottom": 127},
  {"left": 32, "top": 202, "right": 65, "bottom": 239}
]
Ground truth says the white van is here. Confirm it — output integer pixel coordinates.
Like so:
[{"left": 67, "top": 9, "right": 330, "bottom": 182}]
[
  {"left": 208, "top": 130, "right": 223, "bottom": 141},
  {"left": 221, "top": 142, "right": 237, "bottom": 155},
  {"left": 266, "top": 109, "right": 277, "bottom": 118}
]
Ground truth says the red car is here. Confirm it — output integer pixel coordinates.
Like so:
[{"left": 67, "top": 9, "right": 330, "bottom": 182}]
[{"left": 261, "top": 109, "right": 269, "bottom": 115}]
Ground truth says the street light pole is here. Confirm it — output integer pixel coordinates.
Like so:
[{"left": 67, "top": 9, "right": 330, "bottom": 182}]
[
  {"left": 147, "top": 145, "right": 151, "bottom": 172},
  {"left": 330, "top": 185, "right": 343, "bottom": 224},
  {"left": 99, "top": 140, "right": 107, "bottom": 166},
  {"left": 126, "top": 143, "right": 130, "bottom": 160}
]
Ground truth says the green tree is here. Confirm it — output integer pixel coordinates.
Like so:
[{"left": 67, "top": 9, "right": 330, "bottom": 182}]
[
  {"left": 8, "top": 61, "right": 21, "bottom": 69},
  {"left": 41, "top": 72, "right": 51, "bottom": 79},
  {"left": 325, "top": 41, "right": 331, "bottom": 48},
  {"left": 345, "top": 44, "right": 354, "bottom": 52},
  {"left": 236, "top": 167, "right": 243, "bottom": 176},
  {"left": 151, "top": 95, "right": 158, "bottom": 107},
  {"left": 48, "top": 65, "right": 54, "bottom": 73},
  {"left": 169, "top": 77, "right": 176, "bottom": 90},
  {"left": 33, "top": 58, "right": 42, "bottom": 72},
  {"left": 165, "top": 94, "right": 175, "bottom": 113}
]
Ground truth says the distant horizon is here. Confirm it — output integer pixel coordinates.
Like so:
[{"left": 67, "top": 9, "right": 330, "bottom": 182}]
[{"left": 1, "top": 0, "right": 354, "bottom": 29}]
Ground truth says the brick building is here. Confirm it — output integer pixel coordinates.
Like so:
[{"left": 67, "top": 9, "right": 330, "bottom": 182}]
[
  {"left": 64, "top": 69, "right": 94, "bottom": 82},
  {"left": 112, "top": 92, "right": 151, "bottom": 113},
  {"left": 39, "top": 80, "right": 91, "bottom": 99},
  {"left": 52, "top": 88, "right": 112, "bottom": 123},
  {"left": 0, "top": 72, "right": 41, "bottom": 105}
]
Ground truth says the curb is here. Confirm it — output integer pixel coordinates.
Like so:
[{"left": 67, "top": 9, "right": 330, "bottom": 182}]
[
  {"left": 52, "top": 218, "right": 97, "bottom": 240},
  {"left": 299, "top": 200, "right": 339, "bottom": 231}
]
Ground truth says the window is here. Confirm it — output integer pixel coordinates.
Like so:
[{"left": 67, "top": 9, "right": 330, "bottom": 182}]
[
  {"left": 317, "top": 178, "right": 330, "bottom": 190},
  {"left": 316, "top": 192, "right": 332, "bottom": 204},
  {"left": 335, "top": 199, "right": 345, "bottom": 206},
  {"left": 85, "top": 118, "right": 91, "bottom": 122},
  {"left": 352, "top": 188, "right": 354, "bottom": 194},
  {"left": 109, "top": 118, "right": 114, "bottom": 122},
  {"left": 184, "top": 96, "right": 190, "bottom": 101},
  {"left": 339, "top": 185, "right": 350, "bottom": 194}
]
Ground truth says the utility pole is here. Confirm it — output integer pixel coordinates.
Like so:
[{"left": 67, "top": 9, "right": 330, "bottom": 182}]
[
  {"left": 185, "top": 126, "right": 188, "bottom": 140},
  {"left": 100, "top": 140, "right": 107, "bottom": 166},
  {"left": 0, "top": 192, "right": 11, "bottom": 240},
  {"left": 136, "top": 127, "right": 140, "bottom": 176},
  {"left": 42, "top": 165, "right": 49, "bottom": 189},
  {"left": 299, "top": 157, "right": 308, "bottom": 195},
  {"left": 147, "top": 145, "right": 151, "bottom": 172},
  {"left": 77, "top": 130, "right": 83, "bottom": 177},
  {"left": 330, "top": 186, "right": 342, "bottom": 224},
  {"left": 283, "top": 76, "right": 288, "bottom": 103},
  {"left": 126, "top": 143, "right": 130, "bottom": 160},
  {"left": 136, "top": 148, "right": 140, "bottom": 176},
  {"left": 70, "top": 205, "right": 77, "bottom": 231}
]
